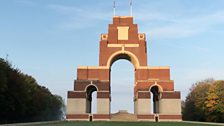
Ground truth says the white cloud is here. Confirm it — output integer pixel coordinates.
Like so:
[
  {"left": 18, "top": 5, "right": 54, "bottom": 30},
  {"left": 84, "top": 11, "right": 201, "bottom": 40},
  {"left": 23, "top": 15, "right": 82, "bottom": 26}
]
[
  {"left": 150, "top": 24, "right": 203, "bottom": 39},
  {"left": 184, "top": 68, "right": 224, "bottom": 81},
  {"left": 142, "top": 11, "right": 224, "bottom": 39},
  {"left": 47, "top": 3, "right": 224, "bottom": 36},
  {"left": 48, "top": 4, "right": 82, "bottom": 15},
  {"left": 174, "top": 67, "right": 224, "bottom": 100},
  {"left": 48, "top": 4, "right": 112, "bottom": 30}
]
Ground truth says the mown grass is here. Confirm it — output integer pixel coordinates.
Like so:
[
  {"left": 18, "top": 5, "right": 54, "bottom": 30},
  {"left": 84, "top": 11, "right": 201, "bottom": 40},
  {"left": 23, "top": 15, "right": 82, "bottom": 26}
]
[{"left": 33, "top": 121, "right": 220, "bottom": 126}]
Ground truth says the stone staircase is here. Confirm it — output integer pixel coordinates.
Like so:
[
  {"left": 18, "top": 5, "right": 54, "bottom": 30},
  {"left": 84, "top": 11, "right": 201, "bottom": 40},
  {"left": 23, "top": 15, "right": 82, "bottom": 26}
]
[{"left": 110, "top": 110, "right": 138, "bottom": 121}]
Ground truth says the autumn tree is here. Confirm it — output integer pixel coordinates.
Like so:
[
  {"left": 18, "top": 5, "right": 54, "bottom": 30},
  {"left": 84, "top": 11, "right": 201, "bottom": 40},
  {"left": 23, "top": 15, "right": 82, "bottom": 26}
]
[
  {"left": 183, "top": 79, "right": 224, "bottom": 122},
  {"left": 204, "top": 81, "right": 224, "bottom": 122},
  {"left": 183, "top": 79, "right": 213, "bottom": 121}
]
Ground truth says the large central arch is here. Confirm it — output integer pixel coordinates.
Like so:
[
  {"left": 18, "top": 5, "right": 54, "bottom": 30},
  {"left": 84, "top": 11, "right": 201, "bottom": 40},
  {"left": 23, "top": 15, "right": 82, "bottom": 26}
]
[
  {"left": 107, "top": 50, "right": 140, "bottom": 69},
  {"left": 67, "top": 16, "right": 182, "bottom": 122},
  {"left": 110, "top": 58, "right": 135, "bottom": 113},
  {"left": 108, "top": 51, "right": 137, "bottom": 113}
]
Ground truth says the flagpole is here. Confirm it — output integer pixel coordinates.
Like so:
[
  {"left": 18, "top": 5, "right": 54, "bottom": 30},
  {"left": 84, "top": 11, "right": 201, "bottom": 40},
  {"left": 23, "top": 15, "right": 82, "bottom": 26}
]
[
  {"left": 130, "top": 0, "right": 132, "bottom": 16},
  {"left": 113, "top": 0, "right": 116, "bottom": 16}
]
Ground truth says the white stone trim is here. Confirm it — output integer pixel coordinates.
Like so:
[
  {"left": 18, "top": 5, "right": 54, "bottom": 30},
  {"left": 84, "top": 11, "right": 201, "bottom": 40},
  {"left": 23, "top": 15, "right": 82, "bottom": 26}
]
[
  {"left": 77, "top": 66, "right": 109, "bottom": 69},
  {"left": 107, "top": 50, "right": 140, "bottom": 69},
  {"left": 84, "top": 83, "right": 99, "bottom": 92},
  {"left": 108, "top": 44, "right": 139, "bottom": 47},
  {"left": 137, "top": 66, "right": 170, "bottom": 69},
  {"left": 149, "top": 82, "right": 163, "bottom": 93}
]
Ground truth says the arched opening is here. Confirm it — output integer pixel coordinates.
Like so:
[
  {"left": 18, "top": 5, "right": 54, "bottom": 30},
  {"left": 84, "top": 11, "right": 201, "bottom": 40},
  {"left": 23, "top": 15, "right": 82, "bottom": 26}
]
[
  {"left": 86, "top": 85, "right": 98, "bottom": 114},
  {"left": 110, "top": 58, "right": 135, "bottom": 113},
  {"left": 150, "top": 86, "right": 160, "bottom": 114},
  {"left": 107, "top": 50, "right": 140, "bottom": 69}
]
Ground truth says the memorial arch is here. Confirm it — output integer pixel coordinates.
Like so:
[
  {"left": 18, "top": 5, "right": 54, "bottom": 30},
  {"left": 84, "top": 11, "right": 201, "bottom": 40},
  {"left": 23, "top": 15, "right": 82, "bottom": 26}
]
[{"left": 67, "top": 16, "right": 182, "bottom": 121}]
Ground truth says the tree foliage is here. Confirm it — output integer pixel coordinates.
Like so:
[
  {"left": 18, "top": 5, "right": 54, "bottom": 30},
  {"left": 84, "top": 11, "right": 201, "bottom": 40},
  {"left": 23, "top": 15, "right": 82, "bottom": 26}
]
[
  {"left": 0, "top": 58, "right": 65, "bottom": 124},
  {"left": 183, "top": 79, "right": 224, "bottom": 122},
  {"left": 204, "top": 81, "right": 224, "bottom": 122}
]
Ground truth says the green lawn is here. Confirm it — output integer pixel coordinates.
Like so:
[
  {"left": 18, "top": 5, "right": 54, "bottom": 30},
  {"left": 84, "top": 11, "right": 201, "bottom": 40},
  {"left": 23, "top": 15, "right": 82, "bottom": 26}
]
[{"left": 32, "top": 121, "right": 220, "bottom": 126}]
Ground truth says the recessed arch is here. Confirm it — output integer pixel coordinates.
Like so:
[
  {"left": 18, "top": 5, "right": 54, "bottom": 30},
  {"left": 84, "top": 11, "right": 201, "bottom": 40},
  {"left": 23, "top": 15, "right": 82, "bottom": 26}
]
[
  {"left": 149, "top": 82, "right": 163, "bottom": 93},
  {"left": 85, "top": 84, "right": 98, "bottom": 114},
  {"left": 85, "top": 83, "right": 99, "bottom": 92},
  {"left": 149, "top": 82, "right": 162, "bottom": 114},
  {"left": 106, "top": 50, "right": 140, "bottom": 69}
]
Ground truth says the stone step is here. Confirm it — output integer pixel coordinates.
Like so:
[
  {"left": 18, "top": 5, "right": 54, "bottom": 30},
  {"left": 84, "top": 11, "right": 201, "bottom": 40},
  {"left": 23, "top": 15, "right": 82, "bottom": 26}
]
[{"left": 111, "top": 110, "right": 137, "bottom": 121}]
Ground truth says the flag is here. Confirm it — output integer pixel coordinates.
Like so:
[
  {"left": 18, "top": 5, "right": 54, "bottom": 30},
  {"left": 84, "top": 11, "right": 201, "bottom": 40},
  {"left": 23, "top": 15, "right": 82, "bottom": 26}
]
[
  {"left": 130, "top": 0, "right": 132, "bottom": 6},
  {"left": 114, "top": 0, "right": 115, "bottom": 9}
]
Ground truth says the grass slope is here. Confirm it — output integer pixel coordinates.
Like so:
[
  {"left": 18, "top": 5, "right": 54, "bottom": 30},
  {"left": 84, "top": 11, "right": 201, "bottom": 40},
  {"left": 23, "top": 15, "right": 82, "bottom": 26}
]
[{"left": 33, "top": 121, "right": 219, "bottom": 126}]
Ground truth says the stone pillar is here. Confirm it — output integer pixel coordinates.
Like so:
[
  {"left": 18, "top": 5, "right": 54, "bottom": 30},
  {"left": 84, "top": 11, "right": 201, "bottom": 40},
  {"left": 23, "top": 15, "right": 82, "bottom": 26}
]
[
  {"left": 67, "top": 91, "right": 89, "bottom": 121},
  {"left": 97, "top": 98, "right": 110, "bottom": 114},
  {"left": 136, "top": 98, "right": 151, "bottom": 114},
  {"left": 136, "top": 91, "right": 154, "bottom": 121},
  {"left": 134, "top": 97, "right": 137, "bottom": 114},
  {"left": 159, "top": 99, "right": 181, "bottom": 115},
  {"left": 67, "top": 98, "right": 86, "bottom": 114},
  {"left": 154, "top": 100, "right": 159, "bottom": 114},
  {"left": 86, "top": 99, "right": 91, "bottom": 113},
  {"left": 93, "top": 91, "right": 110, "bottom": 121},
  {"left": 159, "top": 92, "right": 182, "bottom": 121}
]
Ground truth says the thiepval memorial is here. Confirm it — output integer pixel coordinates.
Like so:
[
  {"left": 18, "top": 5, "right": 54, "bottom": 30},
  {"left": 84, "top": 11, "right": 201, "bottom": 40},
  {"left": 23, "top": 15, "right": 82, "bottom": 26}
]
[{"left": 67, "top": 13, "right": 182, "bottom": 121}]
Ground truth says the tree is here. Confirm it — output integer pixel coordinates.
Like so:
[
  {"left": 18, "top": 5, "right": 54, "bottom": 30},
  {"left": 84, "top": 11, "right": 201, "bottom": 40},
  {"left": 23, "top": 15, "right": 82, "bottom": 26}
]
[
  {"left": 183, "top": 79, "right": 224, "bottom": 122},
  {"left": 0, "top": 58, "right": 65, "bottom": 124},
  {"left": 204, "top": 81, "right": 224, "bottom": 122},
  {"left": 183, "top": 79, "right": 213, "bottom": 121}
]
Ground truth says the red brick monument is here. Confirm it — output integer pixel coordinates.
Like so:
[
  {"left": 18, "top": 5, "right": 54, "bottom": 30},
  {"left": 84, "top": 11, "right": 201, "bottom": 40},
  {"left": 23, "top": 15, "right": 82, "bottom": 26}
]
[{"left": 67, "top": 16, "right": 182, "bottom": 121}]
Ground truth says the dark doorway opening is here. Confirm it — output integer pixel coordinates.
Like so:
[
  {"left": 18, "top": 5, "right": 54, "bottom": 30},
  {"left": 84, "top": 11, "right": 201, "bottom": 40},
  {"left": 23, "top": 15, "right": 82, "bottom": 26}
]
[
  {"left": 89, "top": 115, "right": 93, "bottom": 121},
  {"left": 86, "top": 85, "right": 97, "bottom": 114},
  {"left": 155, "top": 115, "right": 159, "bottom": 122},
  {"left": 150, "top": 86, "right": 160, "bottom": 114}
]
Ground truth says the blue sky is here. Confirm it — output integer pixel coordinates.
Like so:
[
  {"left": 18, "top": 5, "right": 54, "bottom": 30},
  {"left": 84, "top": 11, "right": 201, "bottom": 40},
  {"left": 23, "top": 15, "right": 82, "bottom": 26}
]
[{"left": 1, "top": 0, "right": 224, "bottom": 113}]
